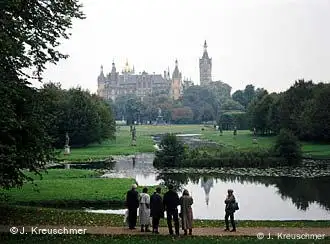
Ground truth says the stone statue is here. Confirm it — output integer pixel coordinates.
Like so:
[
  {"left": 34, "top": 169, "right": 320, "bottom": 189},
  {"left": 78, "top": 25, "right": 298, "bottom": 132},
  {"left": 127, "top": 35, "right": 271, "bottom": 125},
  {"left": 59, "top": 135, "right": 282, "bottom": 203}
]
[
  {"left": 219, "top": 125, "right": 223, "bottom": 136},
  {"left": 158, "top": 108, "right": 162, "bottom": 117},
  {"left": 64, "top": 132, "right": 70, "bottom": 155},
  {"left": 65, "top": 132, "right": 70, "bottom": 146},
  {"left": 131, "top": 126, "right": 137, "bottom": 146},
  {"left": 132, "top": 155, "right": 136, "bottom": 168}
]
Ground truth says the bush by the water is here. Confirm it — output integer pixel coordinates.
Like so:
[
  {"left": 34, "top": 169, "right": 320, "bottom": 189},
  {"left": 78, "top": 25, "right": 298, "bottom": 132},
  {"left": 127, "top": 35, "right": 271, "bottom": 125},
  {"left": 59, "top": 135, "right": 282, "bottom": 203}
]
[
  {"left": 274, "top": 129, "right": 302, "bottom": 165},
  {"left": 153, "top": 133, "right": 187, "bottom": 167}
]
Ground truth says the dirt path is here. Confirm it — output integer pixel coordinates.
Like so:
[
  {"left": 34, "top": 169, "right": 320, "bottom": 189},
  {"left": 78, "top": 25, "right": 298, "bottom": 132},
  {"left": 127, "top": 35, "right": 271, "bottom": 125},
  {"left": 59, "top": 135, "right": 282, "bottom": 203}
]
[{"left": 1, "top": 226, "right": 330, "bottom": 237}]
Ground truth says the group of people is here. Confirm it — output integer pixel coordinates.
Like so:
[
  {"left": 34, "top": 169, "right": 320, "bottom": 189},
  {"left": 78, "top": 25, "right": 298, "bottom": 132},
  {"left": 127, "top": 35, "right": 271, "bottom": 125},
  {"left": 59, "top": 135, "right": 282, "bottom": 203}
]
[{"left": 125, "top": 184, "right": 237, "bottom": 235}]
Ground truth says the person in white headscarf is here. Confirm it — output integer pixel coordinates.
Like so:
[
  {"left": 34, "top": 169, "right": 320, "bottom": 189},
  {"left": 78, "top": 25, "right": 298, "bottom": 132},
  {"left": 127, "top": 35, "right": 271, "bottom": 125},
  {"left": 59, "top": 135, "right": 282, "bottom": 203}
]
[{"left": 139, "top": 187, "right": 151, "bottom": 232}]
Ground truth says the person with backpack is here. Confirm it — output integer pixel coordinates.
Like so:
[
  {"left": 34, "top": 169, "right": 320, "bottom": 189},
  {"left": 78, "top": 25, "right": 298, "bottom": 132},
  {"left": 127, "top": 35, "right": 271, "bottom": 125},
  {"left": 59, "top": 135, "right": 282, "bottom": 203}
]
[{"left": 224, "top": 189, "right": 238, "bottom": 232}]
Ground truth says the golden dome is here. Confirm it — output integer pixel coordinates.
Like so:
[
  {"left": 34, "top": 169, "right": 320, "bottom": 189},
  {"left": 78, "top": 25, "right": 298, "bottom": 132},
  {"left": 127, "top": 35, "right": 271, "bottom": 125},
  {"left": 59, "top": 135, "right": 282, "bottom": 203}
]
[{"left": 124, "top": 58, "right": 131, "bottom": 72}]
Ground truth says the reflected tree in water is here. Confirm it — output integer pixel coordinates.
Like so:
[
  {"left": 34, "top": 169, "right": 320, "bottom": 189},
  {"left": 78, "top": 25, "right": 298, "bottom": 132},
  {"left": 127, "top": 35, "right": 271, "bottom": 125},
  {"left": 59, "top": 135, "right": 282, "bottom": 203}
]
[{"left": 156, "top": 173, "right": 189, "bottom": 192}]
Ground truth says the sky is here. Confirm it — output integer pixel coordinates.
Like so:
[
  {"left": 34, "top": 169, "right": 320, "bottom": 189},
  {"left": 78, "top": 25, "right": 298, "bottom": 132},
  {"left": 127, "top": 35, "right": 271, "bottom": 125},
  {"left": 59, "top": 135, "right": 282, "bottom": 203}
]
[{"left": 40, "top": 0, "right": 330, "bottom": 94}]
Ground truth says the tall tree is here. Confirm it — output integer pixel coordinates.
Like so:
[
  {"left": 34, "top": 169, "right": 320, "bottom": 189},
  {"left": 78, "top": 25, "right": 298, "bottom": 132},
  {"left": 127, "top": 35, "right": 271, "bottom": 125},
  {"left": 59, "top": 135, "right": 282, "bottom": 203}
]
[
  {"left": 278, "top": 80, "right": 314, "bottom": 137},
  {"left": 232, "top": 90, "right": 245, "bottom": 108},
  {"left": 0, "top": 1, "right": 84, "bottom": 189}
]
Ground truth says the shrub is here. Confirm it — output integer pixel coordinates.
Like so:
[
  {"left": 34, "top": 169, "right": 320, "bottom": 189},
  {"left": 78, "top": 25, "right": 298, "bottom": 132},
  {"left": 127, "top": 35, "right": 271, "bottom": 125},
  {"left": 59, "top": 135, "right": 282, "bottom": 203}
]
[
  {"left": 273, "top": 129, "right": 302, "bottom": 165},
  {"left": 153, "top": 133, "right": 186, "bottom": 167}
]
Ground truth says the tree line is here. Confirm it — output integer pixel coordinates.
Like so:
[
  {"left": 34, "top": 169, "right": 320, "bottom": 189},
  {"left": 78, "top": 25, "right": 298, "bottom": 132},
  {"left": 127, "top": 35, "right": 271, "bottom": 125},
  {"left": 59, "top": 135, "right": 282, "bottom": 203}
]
[
  {"left": 247, "top": 80, "right": 330, "bottom": 141},
  {"left": 40, "top": 83, "right": 115, "bottom": 148},
  {"left": 112, "top": 81, "right": 244, "bottom": 124},
  {"left": 113, "top": 79, "right": 330, "bottom": 143}
]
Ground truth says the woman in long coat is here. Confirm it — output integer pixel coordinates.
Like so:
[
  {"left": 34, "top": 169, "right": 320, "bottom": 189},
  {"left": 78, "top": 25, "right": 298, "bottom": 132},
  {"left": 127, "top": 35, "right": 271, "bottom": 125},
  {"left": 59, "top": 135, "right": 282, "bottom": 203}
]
[
  {"left": 180, "top": 189, "right": 194, "bottom": 235},
  {"left": 139, "top": 187, "right": 151, "bottom": 232}
]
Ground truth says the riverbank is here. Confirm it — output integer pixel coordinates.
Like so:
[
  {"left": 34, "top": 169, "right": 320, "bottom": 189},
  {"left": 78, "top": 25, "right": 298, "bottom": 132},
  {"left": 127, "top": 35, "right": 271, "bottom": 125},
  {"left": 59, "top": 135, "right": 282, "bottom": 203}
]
[{"left": 57, "top": 125, "right": 330, "bottom": 162}]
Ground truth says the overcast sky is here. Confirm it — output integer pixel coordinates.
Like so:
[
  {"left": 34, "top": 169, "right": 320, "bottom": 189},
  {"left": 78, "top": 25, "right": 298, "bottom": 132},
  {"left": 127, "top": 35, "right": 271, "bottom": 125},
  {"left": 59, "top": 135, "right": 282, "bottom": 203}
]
[{"left": 40, "top": 0, "right": 330, "bottom": 94}]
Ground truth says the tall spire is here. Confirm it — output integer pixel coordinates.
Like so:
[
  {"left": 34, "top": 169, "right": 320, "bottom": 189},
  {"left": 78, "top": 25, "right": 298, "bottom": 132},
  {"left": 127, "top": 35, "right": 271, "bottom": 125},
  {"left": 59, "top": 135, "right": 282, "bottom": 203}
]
[
  {"left": 98, "top": 64, "right": 105, "bottom": 82},
  {"left": 111, "top": 59, "right": 116, "bottom": 73},
  {"left": 172, "top": 59, "right": 180, "bottom": 79},
  {"left": 202, "top": 40, "right": 209, "bottom": 59}
]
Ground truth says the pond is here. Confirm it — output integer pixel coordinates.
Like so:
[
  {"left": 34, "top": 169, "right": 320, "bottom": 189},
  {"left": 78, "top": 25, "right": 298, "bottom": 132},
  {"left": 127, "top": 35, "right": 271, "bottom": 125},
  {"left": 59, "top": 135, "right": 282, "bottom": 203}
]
[{"left": 87, "top": 153, "right": 330, "bottom": 220}]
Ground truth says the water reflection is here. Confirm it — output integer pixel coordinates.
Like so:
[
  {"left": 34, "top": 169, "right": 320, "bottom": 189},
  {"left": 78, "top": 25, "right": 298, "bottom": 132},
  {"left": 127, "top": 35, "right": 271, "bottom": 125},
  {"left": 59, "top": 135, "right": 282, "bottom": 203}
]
[
  {"left": 201, "top": 176, "right": 214, "bottom": 206},
  {"left": 97, "top": 153, "right": 330, "bottom": 220},
  {"left": 88, "top": 174, "right": 330, "bottom": 220},
  {"left": 156, "top": 173, "right": 330, "bottom": 212},
  {"left": 152, "top": 173, "right": 330, "bottom": 220}
]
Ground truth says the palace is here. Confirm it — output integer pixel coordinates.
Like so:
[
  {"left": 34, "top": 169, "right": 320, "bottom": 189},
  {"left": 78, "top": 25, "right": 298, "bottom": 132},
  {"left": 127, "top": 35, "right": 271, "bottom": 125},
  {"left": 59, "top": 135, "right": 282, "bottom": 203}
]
[
  {"left": 97, "top": 41, "right": 214, "bottom": 101},
  {"left": 97, "top": 59, "right": 185, "bottom": 101}
]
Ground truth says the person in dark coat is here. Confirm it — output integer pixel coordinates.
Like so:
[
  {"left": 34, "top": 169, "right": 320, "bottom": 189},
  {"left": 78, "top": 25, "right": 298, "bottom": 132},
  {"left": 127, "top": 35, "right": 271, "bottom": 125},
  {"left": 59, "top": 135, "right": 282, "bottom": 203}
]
[
  {"left": 125, "top": 184, "right": 139, "bottom": 229},
  {"left": 163, "top": 184, "right": 180, "bottom": 235},
  {"left": 224, "top": 189, "right": 236, "bottom": 232},
  {"left": 150, "top": 187, "right": 164, "bottom": 234}
]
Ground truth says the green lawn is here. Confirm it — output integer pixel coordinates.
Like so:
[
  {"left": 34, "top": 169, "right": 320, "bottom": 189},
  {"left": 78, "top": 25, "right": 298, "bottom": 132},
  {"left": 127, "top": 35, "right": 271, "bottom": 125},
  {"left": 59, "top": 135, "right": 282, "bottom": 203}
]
[
  {"left": 3, "top": 178, "right": 131, "bottom": 203},
  {"left": 1, "top": 205, "right": 330, "bottom": 228},
  {"left": 59, "top": 125, "right": 330, "bottom": 161},
  {"left": 24, "top": 169, "right": 100, "bottom": 180},
  {"left": 1, "top": 234, "right": 329, "bottom": 244},
  {"left": 58, "top": 125, "right": 209, "bottom": 161},
  {"left": 1, "top": 170, "right": 129, "bottom": 205},
  {"left": 1, "top": 170, "right": 163, "bottom": 207},
  {"left": 202, "top": 130, "right": 276, "bottom": 150},
  {"left": 300, "top": 143, "right": 330, "bottom": 158},
  {"left": 58, "top": 127, "right": 155, "bottom": 161}
]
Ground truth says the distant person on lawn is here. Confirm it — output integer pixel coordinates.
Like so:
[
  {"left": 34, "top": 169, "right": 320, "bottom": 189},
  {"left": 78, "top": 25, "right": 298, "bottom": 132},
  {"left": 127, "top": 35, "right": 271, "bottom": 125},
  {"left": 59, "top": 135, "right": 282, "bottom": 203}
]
[
  {"left": 150, "top": 187, "right": 164, "bottom": 234},
  {"left": 139, "top": 187, "right": 151, "bottom": 232},
  {"left": 180, "top": 189, "right": 194, "bottom": 235},
  {"left": 163, "top": 184, "right": 180, "bottom": 235},
  {"left": 125, "top": 184, "right": 139, "bottom": 229},
  {"left": 224, "top": 189, "right": 237, "bottom": 232}
]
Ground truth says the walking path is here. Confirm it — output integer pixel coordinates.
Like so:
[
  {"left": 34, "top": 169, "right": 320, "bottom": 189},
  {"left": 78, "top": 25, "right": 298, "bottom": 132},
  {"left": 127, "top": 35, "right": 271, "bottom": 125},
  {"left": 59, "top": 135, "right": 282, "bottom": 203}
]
[{"left": 1, "top": 226, "right": 330, "bottom": 237}]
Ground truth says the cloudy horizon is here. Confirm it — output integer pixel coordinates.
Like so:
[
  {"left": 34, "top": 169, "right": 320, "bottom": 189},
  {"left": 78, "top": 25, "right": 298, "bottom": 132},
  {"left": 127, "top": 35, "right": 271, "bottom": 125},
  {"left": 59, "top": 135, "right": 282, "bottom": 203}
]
[{"left": 37, "top": 0, "right": 330, "bottom": 94}]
